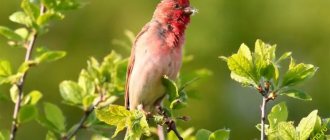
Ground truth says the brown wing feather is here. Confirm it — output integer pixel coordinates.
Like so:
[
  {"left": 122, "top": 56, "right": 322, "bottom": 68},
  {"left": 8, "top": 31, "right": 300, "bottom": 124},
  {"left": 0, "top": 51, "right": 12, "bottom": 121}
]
[{"left": 125, "top": 23, "right": 150, "bottom": 110}]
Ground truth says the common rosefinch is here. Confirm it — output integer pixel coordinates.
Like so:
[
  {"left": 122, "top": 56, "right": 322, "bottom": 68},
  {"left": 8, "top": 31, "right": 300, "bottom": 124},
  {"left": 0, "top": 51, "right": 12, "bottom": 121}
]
[{"left": 125, "top": 0, "right": 195, "bottom": 113}]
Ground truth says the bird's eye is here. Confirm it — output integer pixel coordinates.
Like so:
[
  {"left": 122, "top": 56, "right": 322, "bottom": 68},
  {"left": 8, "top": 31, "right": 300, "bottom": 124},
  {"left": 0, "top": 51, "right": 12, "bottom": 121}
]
[{"left": 174, "top": 4, "right": 180, "bottom": 9}]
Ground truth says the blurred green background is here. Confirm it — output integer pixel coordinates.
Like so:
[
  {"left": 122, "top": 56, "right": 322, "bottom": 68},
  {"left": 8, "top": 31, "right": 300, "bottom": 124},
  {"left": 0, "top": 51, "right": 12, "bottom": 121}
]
[{"left": 1, "top": 0, "right": 329, "bottom": 139}]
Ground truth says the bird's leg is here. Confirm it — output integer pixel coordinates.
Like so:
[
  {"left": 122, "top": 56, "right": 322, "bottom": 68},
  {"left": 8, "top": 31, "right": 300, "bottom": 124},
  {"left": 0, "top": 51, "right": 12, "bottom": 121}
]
[{"left": 156, "top": 105, "right": 183, "bottom": 140}]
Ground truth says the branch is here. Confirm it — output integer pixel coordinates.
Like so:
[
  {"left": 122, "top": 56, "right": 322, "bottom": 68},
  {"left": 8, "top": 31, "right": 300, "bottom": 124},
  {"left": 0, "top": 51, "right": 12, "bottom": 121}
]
[
  {"left": 63, "top": 90, "right": 104, "bottom": 140},
  {"left": 9, "top": 5, "right": 46, "bottom": 140},
  {"left": 258, "top": 81, "right": 275, "bottom": 140},
  {"left": 260, "top": 97, "right": 267, "bottom": 140},
  {"left": 156, "top": 106, "right": 183, "bottom": 140},
  {"left": 62, "top": 105, "right": 95, "bottom": 140}
]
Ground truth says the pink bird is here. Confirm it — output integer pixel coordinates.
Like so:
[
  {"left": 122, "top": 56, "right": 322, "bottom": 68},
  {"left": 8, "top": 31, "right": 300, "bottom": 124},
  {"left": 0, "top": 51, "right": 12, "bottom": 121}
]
[{"left": 125, "top": 0, "right": 195, "bottom": 113}]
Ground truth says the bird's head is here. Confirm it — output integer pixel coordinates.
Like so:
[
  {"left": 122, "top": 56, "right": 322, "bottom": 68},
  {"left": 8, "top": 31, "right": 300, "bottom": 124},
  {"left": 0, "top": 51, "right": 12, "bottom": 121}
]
[{"left": 153, "top": 0, "right": 197, "bottom": 32}]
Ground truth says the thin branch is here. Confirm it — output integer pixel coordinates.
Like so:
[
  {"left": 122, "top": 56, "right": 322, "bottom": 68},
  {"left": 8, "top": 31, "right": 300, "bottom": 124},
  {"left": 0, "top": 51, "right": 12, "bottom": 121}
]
[
  {"left": 260, "top": 97, "right": 267, "bottom": 140},
  {"left": 9, "top": 5, "right": 46, "bottom": 140},
  {"left": 10, "top": 33, "right": 36, "bottom": 140},
  {"left": 166, "top": 119, "right": 183, "bottom": 140},
  {"left": 63, "top": 89, "right": 104, "bottom": 140},
  {"left": 9, "top": 30, "right": 38, "bottom": 140},
  {"left": 156, "top": 106, "right": 183, "bottom": 140},
  {"left": 62, "top": 105, "right": 95, "bottom": 140}
]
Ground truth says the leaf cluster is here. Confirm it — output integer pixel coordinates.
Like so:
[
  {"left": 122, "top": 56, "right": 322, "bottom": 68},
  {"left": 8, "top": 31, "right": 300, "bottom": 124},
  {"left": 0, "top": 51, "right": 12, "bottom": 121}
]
[
  {"left": 257, "top": 102, "right": 330, "bottom": 140},
  {"left": 221, "top": 39, "right": 318, "bottom": 100},
  {"left": 59, "top": 51, "right": 127, "bottom": 109}
]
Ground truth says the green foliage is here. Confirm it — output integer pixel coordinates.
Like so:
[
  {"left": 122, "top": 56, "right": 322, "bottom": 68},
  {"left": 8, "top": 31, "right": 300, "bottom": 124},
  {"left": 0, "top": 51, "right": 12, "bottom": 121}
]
[
  {"left": 267, "top": 102, "right": 288, "bottom": 129},
  {"left": 221, "top": 39, "right": 318, "bottom": 101},
  {"left": 60, "top": 81, "right": 85, "bottom": 105},
  {"left": 222, "top": 39, "right": 323, "bottom": 140},
  {"left": 282, "top": 58, "right": 318, "bottom": 87},
  {"left": 18, "top": 105, "right": 38, "bottom": 123},
  {"left": 59, "top": 51, "right": 126, "bottom": 109},
  {"left": 196, "top": 129, "right": 230, "bottom": 140},
  {"left": 261, "top": 102, "right": 330, "bottom": 140},
  {"left": 0, "top": 60, "right": 13, "bottom": 84},
  {"left": 95, "top": 105, "right": 150, "bottom": 139},
  {"left": 35, "top": 50, "right": 66, "bottom": 64},
  {"left": 0, "top": 26, "right": 23, "bottom": 41},
  {"left": 280, "top": 89, "right": 312, "bottom": 101},
  {"left": 38, "top": 103, "right": 66, "bottom": 134},
  {"left": 43, "top": 102, "right": 66, "bottom": 132}
]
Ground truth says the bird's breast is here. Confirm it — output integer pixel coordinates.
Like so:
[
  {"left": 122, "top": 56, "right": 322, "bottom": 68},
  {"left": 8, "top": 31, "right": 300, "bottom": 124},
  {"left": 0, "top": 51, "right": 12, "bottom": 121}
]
[{"left": 128, "top": 32, "right": 183, "bottom": 111}]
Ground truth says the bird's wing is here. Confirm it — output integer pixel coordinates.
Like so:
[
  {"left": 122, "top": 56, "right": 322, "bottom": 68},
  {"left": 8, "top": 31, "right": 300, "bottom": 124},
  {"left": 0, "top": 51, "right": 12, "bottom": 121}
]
[{"left": 125, "top": 23, "right": 150, "bottom": 110}]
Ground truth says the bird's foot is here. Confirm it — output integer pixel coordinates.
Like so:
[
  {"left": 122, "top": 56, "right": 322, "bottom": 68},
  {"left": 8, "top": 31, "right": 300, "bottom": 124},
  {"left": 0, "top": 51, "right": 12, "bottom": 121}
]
[{"left": 155, "top": 105, "right": 183, "bottom": 140}]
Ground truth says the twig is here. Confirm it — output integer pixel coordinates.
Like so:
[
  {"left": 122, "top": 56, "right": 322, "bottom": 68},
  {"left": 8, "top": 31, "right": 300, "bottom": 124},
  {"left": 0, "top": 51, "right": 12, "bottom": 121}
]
[
  {"left": 260, "top": 97, "right": 267, "bottom": 140},
  {"left": 258, "top": 81, "right": 274, "bottom": 140},
  {"left": 9, "top": 5, "right": 46, "bottom": 140},
  {"left": 62, "top": 88, "right": 104, "bottom": 140},
  {"left": 166, "top": 119, "right": 183, "bottom": 140},
  {"left": 62, "top": 105, "right": 95, "bottom": 140},
  {"left": 9, "top": 30, "right": 37, "bottom": 140},
  {"left": 156, "top": 106, "right": 183, "bottom": 140}
]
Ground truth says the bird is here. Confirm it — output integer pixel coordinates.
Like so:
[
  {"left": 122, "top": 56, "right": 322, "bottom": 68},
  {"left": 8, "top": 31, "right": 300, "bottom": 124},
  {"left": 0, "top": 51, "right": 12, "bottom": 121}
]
[{"left": 125, "top": 0, "right": 195, "bottom": 114}]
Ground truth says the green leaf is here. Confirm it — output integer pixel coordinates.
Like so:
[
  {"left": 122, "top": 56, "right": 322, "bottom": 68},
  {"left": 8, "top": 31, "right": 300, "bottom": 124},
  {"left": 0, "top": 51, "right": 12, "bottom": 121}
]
[
  {"left": 0, "top": 26, "right": 23, "bottom": 41},
  {"left": 282, "top": 58, "right": 318, "bottom": 87},
  {"left": 276, "top": 52, "right": 292, "bottom": 64},
  {"left": 9, "top": 11, "right": 32, "bottom": 26},
  {"left": 10, "top": 85, "right": 19, "bottom": 103},
  {"left": 14, "top": 28, "right": 29, "bottom": 40},
  {"left": 37, "top": 11, "right": 63, "bottom": 26},
  {"left": 0, "top": 60, "right": 13, "bottom": 77},
  {"left": 254, "top": 39, "right": 277, "bottom": 80},
  {"left": 230, "top": 72, "right": 257, "bottom": 87},
  {"left": 263, "top": 63, "right": 276, "bottom": 81},
  {"left": 162, "top": 75, "right": 179, "bottom": 102},
  {"left": 26, "top": 90, "right": 43, "bottom": 105},
  {"left": 227, "top": 54, "right": 256, "bottom": 84},
  {"left": 18, "top": 105, "right": 38, "bottom": 123},
  {"left": 96, "top": 105, "right": 131, "bottom": 138},
  {"left": 78, "top": 70, "right": 95, "bottom": 96},
  {"left": 41, "top": 0, "right": 57, "bottom": 9},
  {"left": 277, "top": 122, "right": 296, "bottom": 140},
  {"left": 296, "top": 110, "right": 318, "bottom": 140},
  {"left": 35, "top": 51, "right": 66, "bottom": 64},
  {"left": 209, "top": 129, "right": 230, "bottom": 140},
  {"left": 17, "top": 61, "right": 36, "bottom": 74},
  {"left": 280, "top": 89, "right": 312, "bottom": 101},
  {"left": 238, "top": 43, "right": 252, "bottom": 61},
  {"left": 82, "top": 95, "right": 96, "bottom": 110},
  {"left": 59, "top": 81, "right": 84, "bottom": 105},
  {"left": 196, "top": 129, "right": 212, "bottom": 140},
  {"left": 21, "top": 0, "right": 40, "bottom": 21},
  {"left": 43, "top": 102, "right": 66, "bottom": 132},
  {"left": 268, "top": 102, "right": 288, "bottom": 129},
  {"left": 129, "top": 110, "right": 151, "bottom": 138}
]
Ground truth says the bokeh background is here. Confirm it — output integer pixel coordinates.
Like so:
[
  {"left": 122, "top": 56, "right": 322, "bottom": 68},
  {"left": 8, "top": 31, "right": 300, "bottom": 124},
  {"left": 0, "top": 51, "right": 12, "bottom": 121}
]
[{"left": 1, "top": 0, "right": 330, "bottom": 139}]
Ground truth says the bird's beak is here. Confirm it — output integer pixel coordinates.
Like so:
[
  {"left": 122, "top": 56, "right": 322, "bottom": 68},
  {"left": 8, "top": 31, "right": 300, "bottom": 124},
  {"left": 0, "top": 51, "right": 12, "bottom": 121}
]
[{"left": 184, "top": 6, "right": 198, "bottom": 16}]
